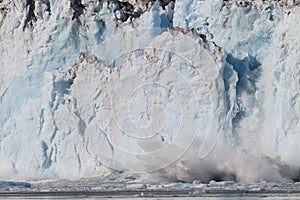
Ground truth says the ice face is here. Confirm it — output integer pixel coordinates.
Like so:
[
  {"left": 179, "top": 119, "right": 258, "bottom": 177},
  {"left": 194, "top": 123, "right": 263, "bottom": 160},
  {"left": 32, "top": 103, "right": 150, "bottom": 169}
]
[{"left": 0, "top": 0, "right": 299, "bottom": 183}]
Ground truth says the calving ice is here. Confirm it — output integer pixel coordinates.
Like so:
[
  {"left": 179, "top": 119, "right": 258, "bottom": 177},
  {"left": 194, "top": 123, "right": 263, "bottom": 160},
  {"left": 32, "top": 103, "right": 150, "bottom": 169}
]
[{"left": 0, "top": 0, "right": 299, "bottom": 183}]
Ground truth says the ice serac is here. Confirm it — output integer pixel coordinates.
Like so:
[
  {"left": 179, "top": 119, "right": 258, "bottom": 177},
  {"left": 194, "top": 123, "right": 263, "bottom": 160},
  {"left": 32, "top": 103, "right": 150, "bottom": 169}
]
[{"left": 0, "top": 0, "right": 300, "bottom": 183}]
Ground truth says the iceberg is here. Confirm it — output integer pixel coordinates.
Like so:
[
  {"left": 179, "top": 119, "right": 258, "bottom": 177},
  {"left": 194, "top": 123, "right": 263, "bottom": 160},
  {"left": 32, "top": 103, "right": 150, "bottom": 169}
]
[{"left": 0, "top": 181, "right": 30, "bottom": 189}]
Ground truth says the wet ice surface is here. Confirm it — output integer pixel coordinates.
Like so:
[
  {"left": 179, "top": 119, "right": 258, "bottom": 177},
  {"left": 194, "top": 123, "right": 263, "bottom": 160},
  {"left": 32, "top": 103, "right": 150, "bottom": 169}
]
[{"left": 1, "top": 180, "right": 300, "bottom": 199}]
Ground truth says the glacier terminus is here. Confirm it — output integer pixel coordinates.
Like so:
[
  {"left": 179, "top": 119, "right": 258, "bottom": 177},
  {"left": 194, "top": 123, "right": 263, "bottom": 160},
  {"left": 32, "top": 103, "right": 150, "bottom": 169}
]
[{"left": 0, "top": 0, "right": 300, "bottom": 185}]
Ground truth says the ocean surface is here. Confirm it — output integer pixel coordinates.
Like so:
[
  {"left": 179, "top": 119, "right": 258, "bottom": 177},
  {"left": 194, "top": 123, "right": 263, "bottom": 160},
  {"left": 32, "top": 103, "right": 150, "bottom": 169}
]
[
  {"left": 1, "top": 180, "right": 300, "bottom": 199},
  {"left": 0, "top": 192, "right": 300, "bottom": 200}
]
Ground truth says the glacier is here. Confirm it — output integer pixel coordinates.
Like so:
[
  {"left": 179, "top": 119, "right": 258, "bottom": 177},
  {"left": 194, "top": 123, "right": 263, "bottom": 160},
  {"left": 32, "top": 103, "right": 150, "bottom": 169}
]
[{"left": 0, "top": 0, "right": 300, "bottom": 184}]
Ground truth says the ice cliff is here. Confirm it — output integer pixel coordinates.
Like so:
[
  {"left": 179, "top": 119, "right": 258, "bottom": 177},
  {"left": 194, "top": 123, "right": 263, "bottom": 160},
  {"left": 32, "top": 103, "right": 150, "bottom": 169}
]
[{"left": 0, "top": 0, "right": 299, "bottom": 183}]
